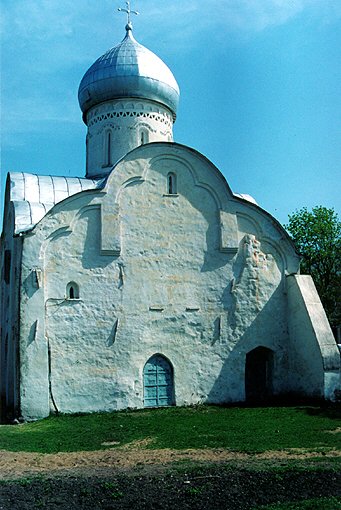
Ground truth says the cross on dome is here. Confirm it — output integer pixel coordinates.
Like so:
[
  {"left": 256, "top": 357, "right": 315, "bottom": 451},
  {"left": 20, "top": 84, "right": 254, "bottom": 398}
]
[
  {"left": 118, "top": 1, "right": 139, "bottom": 31},
  {"left": 79, "top": 1, "right": 180, "bottom": 127}
]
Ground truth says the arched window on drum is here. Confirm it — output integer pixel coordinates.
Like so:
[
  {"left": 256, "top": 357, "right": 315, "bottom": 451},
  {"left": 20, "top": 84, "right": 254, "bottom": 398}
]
[
  {"left": 139, "top": 129, "right": 149, "bottom": 146},
  {"left": 103, "top": 129, "right": 112, "bottom": 167}
]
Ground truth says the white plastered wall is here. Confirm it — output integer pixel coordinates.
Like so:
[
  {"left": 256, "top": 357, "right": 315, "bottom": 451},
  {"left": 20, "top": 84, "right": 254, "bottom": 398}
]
[{"left": 18, "top": 143, "right": 303, "bottom": 418}]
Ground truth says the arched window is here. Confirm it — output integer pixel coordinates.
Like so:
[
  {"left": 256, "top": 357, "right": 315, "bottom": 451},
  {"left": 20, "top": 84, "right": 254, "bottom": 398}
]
[
  {"left": 143, "top": 354, "right": 174, "bottom": 408},
  {"left": 167, "top": 172, "right": 177, "bottom": 195},
  {"left": 66, "top": 281, "right": 80, "bottom": 300},
  {"left": 140, "top": 129, "right": 149, "bottom": 145},
  {"left": 104, "top": 130, "right": 112, "bottom": 167}
]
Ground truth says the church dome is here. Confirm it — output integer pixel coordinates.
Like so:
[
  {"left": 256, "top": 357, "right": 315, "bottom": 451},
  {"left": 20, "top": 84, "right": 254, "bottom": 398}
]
[{"left": 78, "top": 26, "right": 180, "bottom": 121}]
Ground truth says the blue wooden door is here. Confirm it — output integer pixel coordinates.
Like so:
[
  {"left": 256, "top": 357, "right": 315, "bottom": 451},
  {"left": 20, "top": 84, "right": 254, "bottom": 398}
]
[{"left": 143, "top": 355, "right": 173, "bottom": 407}]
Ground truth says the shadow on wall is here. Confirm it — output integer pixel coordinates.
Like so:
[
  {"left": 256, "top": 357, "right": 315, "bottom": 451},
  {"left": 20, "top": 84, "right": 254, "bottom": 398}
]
[{"left": 207, "top": 284, "right": 288, "bottom": 404}]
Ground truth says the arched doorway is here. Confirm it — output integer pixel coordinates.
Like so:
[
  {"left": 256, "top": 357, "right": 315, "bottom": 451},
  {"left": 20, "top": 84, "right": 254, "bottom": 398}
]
[
  {"left": 245, "top": 347, "right": 274, "bottom": 403},
  {"left": 143, "top": 354, "right": 174, "bottom": 408}
]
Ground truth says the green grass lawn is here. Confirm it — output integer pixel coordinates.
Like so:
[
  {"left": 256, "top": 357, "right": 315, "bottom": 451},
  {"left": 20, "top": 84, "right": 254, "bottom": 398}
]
[{"left": 0, "top": 405, "right": 340, "bottom": 454}]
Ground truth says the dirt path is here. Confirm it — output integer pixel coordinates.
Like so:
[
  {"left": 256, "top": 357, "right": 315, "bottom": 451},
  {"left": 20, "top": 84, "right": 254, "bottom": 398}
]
[{"left": 1, "top": 444, "right": 340, "bottom": 480}]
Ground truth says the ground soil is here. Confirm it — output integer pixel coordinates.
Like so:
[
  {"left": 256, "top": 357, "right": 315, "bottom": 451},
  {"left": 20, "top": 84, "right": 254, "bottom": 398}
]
[{"left": 0, "top": 447, "right": 340, "bottom": 509}]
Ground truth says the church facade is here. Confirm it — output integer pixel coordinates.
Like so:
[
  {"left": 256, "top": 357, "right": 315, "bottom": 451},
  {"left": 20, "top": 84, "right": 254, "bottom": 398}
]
[{"left": 1, "top": 20, "right": 340, "bottom": 421}]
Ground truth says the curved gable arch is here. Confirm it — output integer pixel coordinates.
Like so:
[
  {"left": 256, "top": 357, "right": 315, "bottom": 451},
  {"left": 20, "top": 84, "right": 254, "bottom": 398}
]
[
  {"left": 103, "top": 142, "right": 234, "bottom": 206},
  {"left": 149, "top": 153, "right": 224, "bottom": 209},
  {"left": 101, "top": 142, "right": 299, "bottom": 263}
]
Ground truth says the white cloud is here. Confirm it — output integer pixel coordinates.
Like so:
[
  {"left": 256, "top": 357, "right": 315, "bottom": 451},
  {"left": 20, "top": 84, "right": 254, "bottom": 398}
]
[
  {"left": 138, "top": 0, "right": 340, "bottom": 35},
  {"left": 3, "top": 0, "right": 340, "bottom": 44}
]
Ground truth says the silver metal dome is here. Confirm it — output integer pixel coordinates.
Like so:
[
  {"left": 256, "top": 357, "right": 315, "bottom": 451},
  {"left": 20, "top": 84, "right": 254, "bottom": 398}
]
[{"left": 78, "top": 27, "right": 180, "bottom": 121}]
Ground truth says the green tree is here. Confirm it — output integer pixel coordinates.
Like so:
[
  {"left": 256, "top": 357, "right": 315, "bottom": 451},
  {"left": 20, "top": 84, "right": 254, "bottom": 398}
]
[{"left": 285, "top": 206, "right": 341, "bottom": 329}]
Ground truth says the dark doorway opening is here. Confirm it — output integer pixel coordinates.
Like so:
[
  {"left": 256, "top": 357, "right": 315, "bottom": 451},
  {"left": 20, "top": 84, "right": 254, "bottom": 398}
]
[{"left": 245, "top": 346, "right": 274, "bottom": 403}]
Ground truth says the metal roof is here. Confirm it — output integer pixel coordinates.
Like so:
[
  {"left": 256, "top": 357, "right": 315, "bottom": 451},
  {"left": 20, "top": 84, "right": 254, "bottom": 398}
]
[
  {"left": 9, "top": 173, "right": 103, "bottom": 234},
  {"left": 78, "top": 27, "right": 180, "bottom": 120},
  {"left": 233, "top": 193, "right": 258, "bottom": 205}
]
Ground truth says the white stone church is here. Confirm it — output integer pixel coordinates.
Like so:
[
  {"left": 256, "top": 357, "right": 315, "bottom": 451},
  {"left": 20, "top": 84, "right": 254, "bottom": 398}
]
[{"left": 1, "top": 16, "right": 340, "bottom": 421}]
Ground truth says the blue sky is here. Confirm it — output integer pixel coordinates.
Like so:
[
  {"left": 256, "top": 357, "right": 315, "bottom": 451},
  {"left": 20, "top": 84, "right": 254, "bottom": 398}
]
[{"left": 1, "top": 0, "right": 340, "bottom": 226}]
